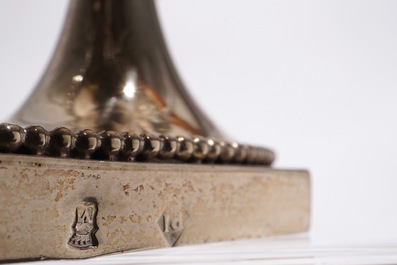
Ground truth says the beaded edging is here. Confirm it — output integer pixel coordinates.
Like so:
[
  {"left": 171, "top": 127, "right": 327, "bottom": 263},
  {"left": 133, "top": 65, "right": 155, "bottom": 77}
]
[{"left": 0, "top": 123, "right": 274, "bottom": 165}]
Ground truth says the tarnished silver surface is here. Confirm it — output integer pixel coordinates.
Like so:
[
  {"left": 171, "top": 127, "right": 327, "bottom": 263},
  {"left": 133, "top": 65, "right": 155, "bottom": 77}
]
[
  {"left": 0, "top": 0, "right": 311, "bottom": 262},
  {"left": 0, "top": 123, "right": 274, "bottom": 165},
  {"left": 10, "top": 0, "right": 223, "bottom": 138},
  {"left": 0, "top": 154, "right": 310, "bottom": 261}
]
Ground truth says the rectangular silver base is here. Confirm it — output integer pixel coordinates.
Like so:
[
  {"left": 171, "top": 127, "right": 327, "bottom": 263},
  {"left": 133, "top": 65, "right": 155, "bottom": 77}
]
[{"left": 0, "top": 154, "right": 310, "bottom": 261}]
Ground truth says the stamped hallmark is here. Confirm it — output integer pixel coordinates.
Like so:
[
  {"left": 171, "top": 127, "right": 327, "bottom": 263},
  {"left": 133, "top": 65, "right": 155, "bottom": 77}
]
[
  {"left": 157, "top": 211, "right": 184, "bottom": 246},
  {"left": 68, "top": 201, "right": 98, "bottom": 249}
]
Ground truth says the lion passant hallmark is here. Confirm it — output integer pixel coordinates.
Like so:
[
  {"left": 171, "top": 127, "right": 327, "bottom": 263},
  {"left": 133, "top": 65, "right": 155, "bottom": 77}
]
[{"left": 68, "top": 201, "right": 98, "bottom": 249}]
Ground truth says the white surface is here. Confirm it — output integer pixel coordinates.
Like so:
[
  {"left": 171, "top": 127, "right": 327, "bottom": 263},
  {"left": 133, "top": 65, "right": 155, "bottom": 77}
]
[
  {"left": 14, "top": 235, "right": 397, "bottom": 265},
  {"left": 1, "top": 0, "right": 397, "bottom": 262}
]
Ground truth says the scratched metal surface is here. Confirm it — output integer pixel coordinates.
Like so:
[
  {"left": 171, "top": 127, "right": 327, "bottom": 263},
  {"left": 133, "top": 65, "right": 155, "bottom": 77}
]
[{"left": 0, "top": 154, "right": 309, "bottom": 261}]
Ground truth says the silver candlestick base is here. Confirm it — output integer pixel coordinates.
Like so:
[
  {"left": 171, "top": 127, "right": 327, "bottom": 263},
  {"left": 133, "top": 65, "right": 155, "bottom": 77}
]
[
  {"left": 0, "top": 154, "right": 309, "bottom": 261},
  {"left": 0, "top": 0, "right": 310, "bottom": 261}
]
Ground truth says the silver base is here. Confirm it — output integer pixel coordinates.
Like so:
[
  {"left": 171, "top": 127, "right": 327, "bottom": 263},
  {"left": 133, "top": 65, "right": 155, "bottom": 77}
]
[{"left": 0, "top": 154, "right": 309, "bottom": 261}]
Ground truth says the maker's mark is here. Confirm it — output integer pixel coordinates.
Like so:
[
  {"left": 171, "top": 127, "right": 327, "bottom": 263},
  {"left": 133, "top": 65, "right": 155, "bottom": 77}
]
[
  {"left": 68, "top": 201, "right": 98, "bottom": 249},
  {"left": 157, "top": 210, "right": 184, "bottom": 247}
]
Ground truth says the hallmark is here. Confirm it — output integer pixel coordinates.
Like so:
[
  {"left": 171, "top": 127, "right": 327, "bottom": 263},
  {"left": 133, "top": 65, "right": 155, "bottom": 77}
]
[
  {"left": 68, "top": 201, "right": 98, "bottom": 249},
  {"left": 157, "top": 211, "right": 184, "bottom": 246}
]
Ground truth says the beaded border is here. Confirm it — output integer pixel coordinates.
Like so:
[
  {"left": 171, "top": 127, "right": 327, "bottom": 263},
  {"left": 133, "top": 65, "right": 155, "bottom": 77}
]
[{"left": 0, "top": 123, "right": 274, "bottom": 166}]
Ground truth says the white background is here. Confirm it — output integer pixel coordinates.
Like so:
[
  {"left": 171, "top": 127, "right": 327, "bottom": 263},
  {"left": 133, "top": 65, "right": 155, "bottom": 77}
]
[{"left": 0, "top": 0, "right": 397, "bottom": 246}]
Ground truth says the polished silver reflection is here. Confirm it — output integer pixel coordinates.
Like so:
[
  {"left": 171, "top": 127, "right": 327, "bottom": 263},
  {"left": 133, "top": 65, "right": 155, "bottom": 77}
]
[{"left": 11, "top": 0, "right": 222, "bottom": 138}]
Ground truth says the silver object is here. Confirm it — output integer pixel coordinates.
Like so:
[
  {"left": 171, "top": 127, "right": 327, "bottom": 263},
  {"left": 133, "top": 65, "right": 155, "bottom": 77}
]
[
  {"left": 0, "top": 123, "right": 274, "bottom": 165},
  {"left": 0, "top": 154, "right": 310, "bottom": 261},
  {"left": 0, "top": 0, "right": 310, "bottom": 261},
  {"left": 11, "top": 0, "right": 222, "bottom": 138}
]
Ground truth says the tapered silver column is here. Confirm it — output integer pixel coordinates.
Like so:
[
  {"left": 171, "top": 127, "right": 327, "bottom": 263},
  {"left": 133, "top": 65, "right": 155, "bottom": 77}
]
[{"left": 11, "top": 0, "right": 222, "bottom": 138}]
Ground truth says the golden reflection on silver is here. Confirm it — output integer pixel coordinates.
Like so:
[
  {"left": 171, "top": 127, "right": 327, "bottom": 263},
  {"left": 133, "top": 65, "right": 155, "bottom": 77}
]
[
  {"left": 0, "top": 0, "right": 312, "bottom": 262},
  {"left": 10, "top": 0, "right": 222, "bottom": 138}
]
